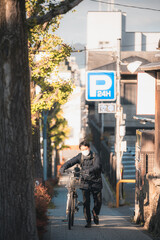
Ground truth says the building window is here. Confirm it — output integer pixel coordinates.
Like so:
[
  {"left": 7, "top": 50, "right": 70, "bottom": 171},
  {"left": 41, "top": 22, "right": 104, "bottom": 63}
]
[{"left": 121, "top": 83, "right": 137, "bottom": 105}]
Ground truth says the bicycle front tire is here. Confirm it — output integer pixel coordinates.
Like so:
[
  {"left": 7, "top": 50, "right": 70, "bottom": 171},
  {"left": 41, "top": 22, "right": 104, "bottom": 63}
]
[
  {"left": 71, "top": 193, "right": 75, "bottom": 226},
  {"left": 68, "top": 202, "right": 72, "bottom": 230},
  {"left": 67, "top": 192, "right": 75, "bottom": 229}
]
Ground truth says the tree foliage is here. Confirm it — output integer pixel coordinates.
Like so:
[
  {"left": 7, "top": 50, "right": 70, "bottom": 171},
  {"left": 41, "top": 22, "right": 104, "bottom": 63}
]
[
  {"left": 27, "top": 0, "right": 83, "bottom": 28},
  {"left": 49, "top": 106, "right": 71, "bottom": 148},
  {"left": 0, "top": 0, "right": 83, "bottom": 239},
  {"left": 27, "top": 0, "right": 73, "bottom": 111},
  {"left": 26, "top": 0, "right": 74, "bottom": 148}
]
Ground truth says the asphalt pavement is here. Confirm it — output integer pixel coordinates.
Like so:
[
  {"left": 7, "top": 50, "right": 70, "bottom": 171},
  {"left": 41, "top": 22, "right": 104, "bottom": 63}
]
[{"left": 44, "top": 175, "right": 153, "bottom": 240}]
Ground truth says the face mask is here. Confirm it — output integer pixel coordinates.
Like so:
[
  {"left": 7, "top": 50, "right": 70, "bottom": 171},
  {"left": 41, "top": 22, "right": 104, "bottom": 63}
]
[{"left": 81, "top": 150, "right": 90, "bottom": 156}]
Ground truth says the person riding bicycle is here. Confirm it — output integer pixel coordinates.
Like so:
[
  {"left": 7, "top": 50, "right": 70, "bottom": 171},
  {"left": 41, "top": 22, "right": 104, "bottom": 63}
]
[{"left": 59, "top": 140, "right": 103, "bottom": 228}]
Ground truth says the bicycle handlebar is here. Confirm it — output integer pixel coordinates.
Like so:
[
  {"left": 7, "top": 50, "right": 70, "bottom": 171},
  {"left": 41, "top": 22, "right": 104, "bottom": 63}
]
[
  {"left": 64, "top": 169, "right": 89, "bottom": 181},
  {"left": 64, "top": 169, "right": 89, "bottom": 177},
  {"left": 64, "top": 169, "right": 81, "bottom": 174}
]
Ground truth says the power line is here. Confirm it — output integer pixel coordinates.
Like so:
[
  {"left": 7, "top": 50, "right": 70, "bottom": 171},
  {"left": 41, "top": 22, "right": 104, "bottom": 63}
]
[
  {"left": 90, "top": 0, "right": 160, "bottom": 12},
  {"left": 71, "top": 41, "right": 160, "bottom": 52},
  {"left": 30, "top": 41, "right": 160, "bottom": 53}
]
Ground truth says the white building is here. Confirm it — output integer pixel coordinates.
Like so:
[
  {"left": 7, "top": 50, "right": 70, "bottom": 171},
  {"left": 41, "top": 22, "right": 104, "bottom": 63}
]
[
  {"left": 87, "top": 11, "right": 160, "bottom": 53},
  {"left": 86, "top": 11, "right": 160, "bottom": 147},
  {"left": 62, "top": 86, "right": 81, "bottom": 146},
  {"left": 59, "top": 58, "right": 84, "bottom": 147}
]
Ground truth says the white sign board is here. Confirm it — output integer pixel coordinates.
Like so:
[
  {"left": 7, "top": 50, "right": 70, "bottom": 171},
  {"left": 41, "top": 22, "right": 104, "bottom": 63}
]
[
  {"left": 120, "top": 125, "right": 126, "bottom": 137},
  {"left": 137, "top": 73, "right": 155, "bottom": 115},
  {"left": 98, "top": 103, "right": 116, "bottom": 113},
  {"left": 121, "top": 141, "right": 127, "bottom": 152},
  {"left": 86, "top": 71, "right": 116, "bottom": 101}
]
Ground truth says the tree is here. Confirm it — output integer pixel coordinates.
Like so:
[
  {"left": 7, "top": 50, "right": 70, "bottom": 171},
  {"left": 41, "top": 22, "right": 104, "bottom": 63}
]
[
  {"left": 31, "top": 78, "right": 73, "bottom": 180},
  {"left": 27, "top": 0, "right": 74, "bottom": 180},
  {"left": 0, "top": 0, "right": 83, "bottom": 239},
  {"left": 48, "top": 104, "right": 71, "bottom": 178}
]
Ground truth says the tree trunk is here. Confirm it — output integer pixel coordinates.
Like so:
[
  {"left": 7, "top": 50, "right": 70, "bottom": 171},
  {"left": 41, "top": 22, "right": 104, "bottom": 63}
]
[{"left": 0, "top": 1, "right": 38, "bottom": 239}]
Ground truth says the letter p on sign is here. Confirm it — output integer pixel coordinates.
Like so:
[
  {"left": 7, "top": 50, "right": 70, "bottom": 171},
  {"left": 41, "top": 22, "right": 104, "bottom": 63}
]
[{"left": 86, "top": 71, "right": 116, "bottom": 101}]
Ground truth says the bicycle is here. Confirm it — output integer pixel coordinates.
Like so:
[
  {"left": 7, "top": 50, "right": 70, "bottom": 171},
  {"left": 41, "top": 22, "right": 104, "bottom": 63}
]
[{"left": 65, "top": 166, "right": 83, "bottom": 230}]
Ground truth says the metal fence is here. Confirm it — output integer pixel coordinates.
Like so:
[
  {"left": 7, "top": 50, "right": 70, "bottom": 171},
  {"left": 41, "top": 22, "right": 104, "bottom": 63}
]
[
  {"left": 89, "top": 119, "right": 101, "bottom": 153},
  {"left": 101, "top": 141, "right": 117, "bottom": 190}
]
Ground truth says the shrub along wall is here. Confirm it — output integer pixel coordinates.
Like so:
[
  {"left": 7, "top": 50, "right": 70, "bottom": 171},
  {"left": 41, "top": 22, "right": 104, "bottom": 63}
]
[
  {"left": 34, "top": 178, "right": 58, "bottom": 239},
  {"left": 35, "top": 184, "right": 51, "bottom": 239}
]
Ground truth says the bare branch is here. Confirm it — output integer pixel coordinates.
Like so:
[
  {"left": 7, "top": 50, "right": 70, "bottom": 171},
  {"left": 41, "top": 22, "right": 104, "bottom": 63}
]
[{"left": 27, "top": 0, "right": 83, "bottom": 28}]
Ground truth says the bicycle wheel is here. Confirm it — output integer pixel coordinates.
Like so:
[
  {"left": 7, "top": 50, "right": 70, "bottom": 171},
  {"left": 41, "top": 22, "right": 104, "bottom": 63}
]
[
  {"left": 71, "top": 193, "right": 75, "bottom": 226},
  {"left": 67, "top": 198, "right": 72, "bottom": 230}
]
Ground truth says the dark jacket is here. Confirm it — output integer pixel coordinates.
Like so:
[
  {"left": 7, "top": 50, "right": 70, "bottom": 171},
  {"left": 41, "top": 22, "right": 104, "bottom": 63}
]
[{"left": 60, "top": 151, "right": 102, "bottom": 191}]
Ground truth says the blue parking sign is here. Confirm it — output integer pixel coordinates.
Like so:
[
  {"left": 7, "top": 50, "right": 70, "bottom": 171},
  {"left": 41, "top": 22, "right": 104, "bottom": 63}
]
[{"left": 86, "top": 71, "right": 116, "bottom": 101}]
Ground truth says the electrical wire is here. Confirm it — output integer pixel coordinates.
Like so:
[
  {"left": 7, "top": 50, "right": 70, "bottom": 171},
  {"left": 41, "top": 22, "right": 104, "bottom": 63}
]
[
  {"left": 71, "top": 41, "right": 160, "bottom": 52},
  {"left": 90, "top": 0, "right": 160, "bottom": 12},
  {"left": 33, "top": 41, "right": 160, "bottom": 53}
]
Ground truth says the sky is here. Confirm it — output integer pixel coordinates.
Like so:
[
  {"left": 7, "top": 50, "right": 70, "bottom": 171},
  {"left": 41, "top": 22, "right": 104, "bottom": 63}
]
[{"left": 56, "top": 0, "right": 160, "bottom": 45}]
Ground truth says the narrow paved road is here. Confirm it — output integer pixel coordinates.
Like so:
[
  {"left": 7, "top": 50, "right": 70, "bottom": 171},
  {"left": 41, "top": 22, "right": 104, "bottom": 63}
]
[{"left": 44, "top": 180, "right": 152, "bottom": 240}]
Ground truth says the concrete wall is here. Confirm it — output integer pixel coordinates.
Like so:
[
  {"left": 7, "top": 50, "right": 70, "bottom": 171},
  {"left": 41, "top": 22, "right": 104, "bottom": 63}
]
[
  {"left": 143, "top": 32, "right": 160, "bottom": 51},
  {"left": 122, "top": 32, "right": 160, "bottom": 52},
  {"left": 87, "top": 11, "right": 160, "bottom": 52},
  {"left": 122, "top": 32, "right": 135, "bottom": 51},
  {"left": 87, "top": 11, "right": 122, "bottom": 51},
  {"left": 63, "top": 87, "right": 81, "bottom": 146}
]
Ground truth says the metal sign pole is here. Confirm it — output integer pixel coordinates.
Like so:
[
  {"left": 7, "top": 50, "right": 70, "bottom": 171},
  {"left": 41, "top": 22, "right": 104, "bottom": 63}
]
[
  {"left": 115, "top": 38, "right": 123, "bottom": 200},
  {"left": 43, "top": 110, "right": 49, "bottom": 182}
]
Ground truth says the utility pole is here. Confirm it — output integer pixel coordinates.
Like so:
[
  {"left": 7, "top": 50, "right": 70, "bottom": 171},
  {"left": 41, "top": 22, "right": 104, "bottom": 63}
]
[
  {"left": 101, "top": 113, "right": 104, "bottom": 138},
  {"left": 43, "top": 110, "right": 49, "bottom": 182},
  {"left": 115, "top": 38, "right": 123, "bottom": 201},
  {"left": 101, "top": 100, "right": 104, "bottom": 138}
]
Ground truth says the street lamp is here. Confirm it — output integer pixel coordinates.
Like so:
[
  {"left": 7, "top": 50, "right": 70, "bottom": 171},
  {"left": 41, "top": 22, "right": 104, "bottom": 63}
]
[{"left": 115, "top": 38, "right": 121, "bottom": 187}]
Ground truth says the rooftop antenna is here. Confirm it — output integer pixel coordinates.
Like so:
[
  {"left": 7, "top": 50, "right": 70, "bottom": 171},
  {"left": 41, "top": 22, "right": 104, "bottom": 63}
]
[
  {"left": 98, "top": 0, "right": 102, "bottom": 11},
  {"left": 108, "top": 0, "right": 115, "bottom": 11},
  {"left": 99, "top": 0, "right": 115, "bottom": 12}
]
